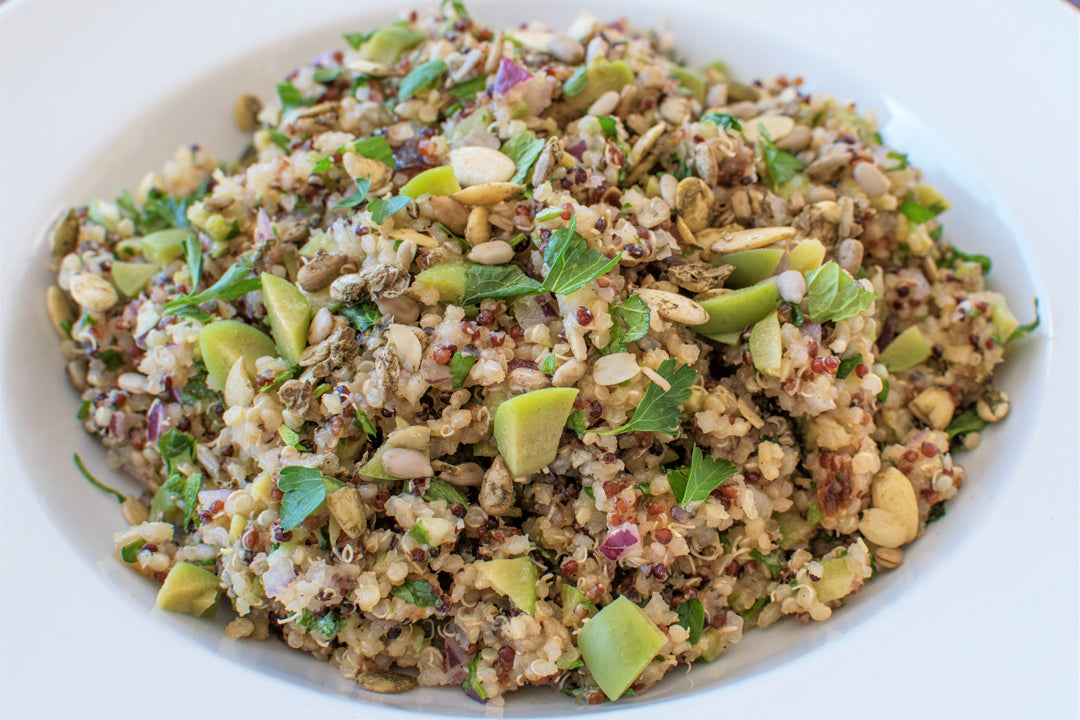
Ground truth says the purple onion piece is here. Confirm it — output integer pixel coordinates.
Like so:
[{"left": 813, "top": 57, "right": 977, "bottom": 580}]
[
  {"left": 566, "top": 140, "right": 587, "bottom": 161},
  {"left": 598, "top": 524, "right": 641, "bottom": 561},
  {"left": 493, "top": 57, "right": 531, "bottom": 95},
  {"left": 255, "top": 208, "right": 273, "bottom": 243},
  {"left": 534, "top": 295, "right": 556, "bottom": 317},
  {"left": 147, "top": 401, "right": 163, "bottom": 443},
  {"left": 801, "top": 322, "right": 822, "bottom": 341}
]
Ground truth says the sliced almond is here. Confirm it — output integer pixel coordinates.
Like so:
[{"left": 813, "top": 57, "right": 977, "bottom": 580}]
[
  {"left": 740, "top": 115, "right": 796, "bottom": 144},
  {"left": 635, "top": 287, "right": 709, "bottom": 325},
  {"left": 628, "top": 122, "right": 668, "bottom": 168},
  {"left": 676, "top": 215, "right": 700, "bottom": 248},
  {"left": 388, "top": 228, "right": 438, "bottom": 248},
  {"left": 701, "top": 225, "right": 796, "bottom": 254},
  {"left": 343, "top": 153, "right": 391, "bottom": 191},
  {"left": 224, "top": 357, "right": 254, "bottom": 409},
  {"left": 509, "top": 30, "right": 554, "bottom": 53},
  {"left": 452, "top": 182, "right": 524, "bottom": 206},
  {"left": 385, "top": 323, "right": 423, "bottom": 372},
  {"left": 592, "top": 352, "right": 640, "bottom": 385}
]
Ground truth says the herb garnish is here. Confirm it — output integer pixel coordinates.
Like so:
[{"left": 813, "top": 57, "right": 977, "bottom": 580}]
[
  {"left": 540, "top": 217, "right": 621, "bottom": 296},
  {"left": 601, "top": 293, "right": 649, "bottom": 355},
  {"left": 399, "top": 59, "right": 447, "bottom": 101},
  {"left": 73, "top": 453, "right": 125, "bottom": 503},
  {"left": 277, "top": 466, "right": 332, "bottom": 531},
  {"left": 297, "top": 609, "right": 345, "bottom": 639},
  {"left": 448, "top": 75, "right": 486, "bottom": 101},
  {"left": 163, "top": 260, "right": 262, "bottom": 318},
  {"left": 675, "top": 598, "right": 705, "bottom": 644},
  {"left": 562, "top": 66, "right": 588, "bottom": 97},
  {"left": 391, "top": 578, "right": 440, "bottom": 607},
  {"left": 601, "top": 359, "right": 695, "bottom": 436},
  {"left": 501, "top": 132, "right": 546, "bottom": 185},
  {"left": 368, "top": 195, "right": 411, "bottom": 224},
  {"left": 804, "top": 261, "right": 877, "bottom": 323},
  {"left": 424, "top": 478, "right": 467, "bottom": 507},
  {"left": 758, "top": 125, "right": 804, "bottom": 185},
  {"left": 835, "top": 353, "right": 863, "bottom": 380},
  {"left": 565, "top": 409, "right": 588, "bottom": 435},
  {"left": 335, "top": 176, "right": 370, "bottom": 209},
  {"left": 277, "top": 81, "right": 315, "bottom": 114},
  {"left": 461, "top": 264, "right": 542, "bottom": 305},
  {"left": 338, "top": 301, "right": 381, "bottom": 334},
  {"left": 749, "top": 549, "right": 782, "bottom": 579},
  {"left": 945, "top": 409, "right": 988, "bottom": 439},
  {"left": 666, "top": 444, "right": 737, "bottom": 506},
  {"left": 449, "top": 351, "right": 476, "bottom": 388},
  {"left": 701, "top": 112, "right": 742, "bottom": 132}
]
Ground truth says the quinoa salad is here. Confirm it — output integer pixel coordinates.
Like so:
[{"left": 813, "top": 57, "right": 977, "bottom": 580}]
[{"left": 46, "top": 4, "right": 1038, "bottom": 706}]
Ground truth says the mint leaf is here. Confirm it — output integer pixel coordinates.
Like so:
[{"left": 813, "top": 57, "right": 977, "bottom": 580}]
[
  {"left": 351, "top": 136, "right": 396, "bottom": 169},
  {"left": 73, "top": 453, "right": 125, "bottom": 503},
  {"left": 407, "top": 523, "right": 430, "bottom": 545},
  {"left": 899, "top": 192, "right": 946, "bottom": 225},
  {"left": 163, "top": 261, "right": 262, "bottom": 316},
  {"left": 368, "top": 195, "right": 410, "bottom": 224},
  {"left": 182, "top": 235, "right": 203, "bottom": 291},
  {"left": 77, "top": 399, "right": 92, "bottom": 421},
  {"left": 158, "top": 428, "right": 196, "bottom": 476},
  {"left": 1009, "top": 299, "right": 1039, "bottom": 342},
  {"left": 336, "top": 176, "right": 371, "bottom": 209},
  {"left": 338, "top": 301, "right": 381, "bottom": 334},
  {"left": 297, "top": 609, "right": 345, "bottom": 639},
  {"left": 391, "top": 578, "right": 439, "bottom": 607},
  {"left": 424, "top": 478, "right": 466, "bottom": 507},
  {"left": 666, "top": 445, "right": 737, "bottom": 505},
  {"left": 563, "top": 66, "right": 588, "bottom": 97},
  {"left": 278, "top": 425, "right": 304, "bottom": 450},
  {"left": 804, "top": 261, "right": 877, "bottom": 323},
  {"left": 601, "top": 358, "right": 695, "bottom": 436},
  {"left": 927, "top": 502, "right": 946, "bottom": 524},
  {"left": 675, "top": 598, "right": 705, "bottom": 644},
  {"left": 182, "top": 472, "right": 203, "bottom": 528},
  {"left": 121, "top": 539, "right": 146, "bottom": 563},
  {"left": 312, "top": 155, "right": 335, "bottom": 174},
  {"left": 449, "top": 75, "right": 486, "bottom": 101},
  {"left": 268, "top": 129, "right": 292, "bottom": 152},
  {"left": 541, "top": 217, "right": 621, "bottom": 296},
  {"left": 343, "top": 30, "right": 374, "bottom": 50},
  {"left": 758, "top": 125, "right": 804, "bottom": 185},
  {"left": 701, "top": 112, "right": 741, "bottom": 132},
  {"left": 150, "top": 473, "right": 186, "bottom": 522},
  {"left": 835, "top": 353, "right": 863, "bottom": 380},
  {"left": 749, "top": 549, "right": 781, "bottom": 579},
  {"left": 463, "top": 652, "right": 489, "bottom": 700},
  {"left": 314, "top": 66, "right": 342, "bottom": 84},
  {"left": 277, "top": 466, "right": 328, "bottom": 531},
  {"left": 353, "top": 410, "right": 378, "bottom": 440},
  {"left": 596, "top": 116, "right": 618, "bottom": 139},
  {"left": 566, "top": 409, "right": 588, "bottom": 435},
  {"left": 98, "top": 349, "right": 125, "bottom": 372},
  {"left": 945, "top": 409, "right": 988, "bottom": 439},
  {"left": 277, "top": 81, "right": 314, "bottom": 113},
  {"left": 449, "top": 350, "right": 476, "bottom": 388},
  {"left": 399, "top": 59, "right": 446, "bottom": 101},
  {"left": 938, "top": 244, "right": 991, "bottom": 274},
  {"left": 501, "top": 132, "right": 546, "bottom": 185},
  {"left": 601, "top": 293, "right": 649, "bottom": 355},
  {"left": 539, "top": 354, "right": 556, "bottom": 374},
  {"left": 462, "top": 264, "right": 543, "bottom": 304},
  {"left": 738, "top": 596, "right": 769, "bottom": 620},
  {"left": 886, "top": 151, "right": 909, "bottom": 171}
]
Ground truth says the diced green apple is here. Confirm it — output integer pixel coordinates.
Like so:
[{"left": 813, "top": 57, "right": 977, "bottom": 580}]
[
  {"left": 400, "top": 166, "right": 462, "bottom": 199},
  {"left": 566, "top": 60, "right": 634, "bottom": 110},
  {"left": 716, "top": 248, "right": 783, "bottom": 288},
  {"left": 812, "top": 557, "right": 856, "bottom": 604},
  {"left": 691, "top": 281, "right": 781, "bottom": 337},
  {"left": 111, "top": 261, "right": 160, "bottom": 297},
  {"left": 879, "top": 325, "right": 931, "bottom": 371},
  {"left": 577, "top": 595, "right": 667, "bottom": 701},
  {"left": 748, "top": 310, "right": 782, "bottom": 376},
  {"left": 260, "top": 273, "right": 312, "bottom": 365},
  {"left": 358, "top": 24, "right": 425, "bottom": 65},
  {"left": 475, "top": 558, "right": 538, "bottom": 614},
  {"left": 140, "top": 229, "right": 191, "bottom": 265},
  {"left": 198, "top": 320, "right": 278, "bottom": 389},
  {"left": 492, "top": 387, "right": 579, "bottom": 477},
  {"left": 156, "top": 562, "right": 220, "bottom": 617},
  {"left": 414, "top": 261, "right": 467, "bottom": 301},
  {"left": 560, "top": 582, "right": 596, "bottom": 627},
  {"left": 787, "top": 238, "right": 826, "bottom": 273}
]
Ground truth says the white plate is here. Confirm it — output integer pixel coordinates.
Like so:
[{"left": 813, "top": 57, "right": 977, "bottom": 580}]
[{"left": 1, "top": 0, "right": 1077, "bottom": 718}]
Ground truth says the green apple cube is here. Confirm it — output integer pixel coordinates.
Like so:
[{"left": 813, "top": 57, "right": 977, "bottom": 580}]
[
  {"left": 566, "top": 60, "right": 634, "bottom": 110},
  {"left": 692, "top": 281, "right": 781, "bottom": 337},
  {"left": 668, "top": 67, "right": 706, "bottom": 104},
  {"left": 879, "top": 325, "right": 931, "bottom": 371},
  {"left": 475, "top": 558, "right": 538, "bottom": 614},
  {"left": 156, "top": 562, "right": 220, "bottom": 617},
  {"left": 140, "top": 228, "right": 191, "bottom": 265},
  {"left": 716, "top": 248, "right": 783, "bottom": 288},
  {"left": 198, "top": 320, "right": 278, "bottom": 389},
  {"left": 696, "top": 627, "right": 726, "bottom": 662},
  {"left": 111, "top": 261, "right": 160, "bottom": 297},
  {"left": 577, "top": 595, "right": 667, "bottom": 701},
  {"left": 400, "top": 166, "right": 462, "bottom": 199},
  {"left": 749, "top": 310, "right": 782, "bottom": 376},
  {"left": 787, "top": 238, "right": 826, "bottom": 273},
  {"left": 414, "top": 261, "right": 466, "bottom": 301},
  {"left": 358, "top": 24, "right": 425, "bottom": 65},
  {"left": 260, "top": 273, "right": 312, "bottom": 365},
  {"left": 493, "top": 387, "right": 579, "bottom": 477},
  {"left": 991, "top": 297, "right": 1019, "bottom": 341},
  {"left": 812, "top": 557, "right": 855, "bottom": 604},
  {"left": 560, "top": 582, "right": 596, "bottom": 627}
]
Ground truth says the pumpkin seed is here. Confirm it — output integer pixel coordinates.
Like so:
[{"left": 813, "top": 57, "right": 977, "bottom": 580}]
[
  {"left": 635, "top": 287, "right": 709, "bottom": 325},
  {"left": 701, "top": 225, "right": 796, "bottom": 254},
  {"left": 452, "top": 182, "right": 524, "bottom": 206}
]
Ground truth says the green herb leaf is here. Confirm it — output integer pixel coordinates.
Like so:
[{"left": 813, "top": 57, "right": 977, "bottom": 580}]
[
  {"left": 872, "top": 131, "right": 883, "bottom": 145},
  {"left": 182, "top": 235, "right": 203, "bottom": 291},
  {"left": 277, "top": 466, "right": 329, "bottom": 531},
  {"left": 440, "top": 0, "right": 470, "bottom": 19},
  {"left": 738, "top": 595, "right": 769, "bottom": 620},
  {"left": 353, "top": 411, "right": 378, "bottom": 442},
  {"left": 463, "top": 653, "right": 489, "bottom": 700},
  {"left": 278, "top": 425, "right": 304, "bottom": 450},
  {"left": 277, "top": 81, "right": 315, "bottom": 113},
  {"left": 77, "top": 399, "right": 92, "bottom": 421},
  {"left": 602, "top": 358, "right": 695, "bottom": 436},
  {"left": 182, "top": 472, "right": 203, "bottom": 528},
  {"left": 928, "top": 225, "right": 944, "bottom": 241},
  {"left": 601, "top": 293, "right": 650, "bottom": 355},
  {"left": 343, "top": 29, "right": 374, "bottom": 49},
  {"left": 407, "top": 523, "right": 431, "bottom": 545},
  {"left": 448, "top": 75, "right": 486, "bottom": 101},
  {"left": 313, "top": 383, "right": 332, "bottom": 399},
  {"left": 336, "top": 176, "right": 371, "bottom": 209},
  {"left": 73, "top": 453, "right": 125, "bottom": 503},
  {"left": 98, "top": 349, "right": 125, "bottom": 372},
  {"left": 886, "top": 151, "right": 909, "bottom": 171},
  {"left": 749, "top": 549, "right": 782, "bottom": 579},
  {"left": 566, "top": 409, "right": 588, "bottom": 435},
  {"left": 158, "top": 428, "right": 196, "bottom": 476},
  {"left": 666, "top": 444, "right": 737, "bottom": 506},
  {"left": 391, "top": 578, "right": 440, "bottom": 607},
  {"left": 877, "top": 377, "right": 890, "bottom": 403},
  {"left": 835, "top": 353, "right": 863, "bottom": 380},
  {"left": 899, "top": 192, "right": 945, "bottom": 225},
  {"left": 163, "top": 260, "right": 262, "bottom": 316},
  {"left": 541, "top": 217, "right": 621, "bottom": 296},
  {"left": 807, "top": 501, "right": 822, "bottom": 524},
  {"left": 804, "top": 261, "right": 878, "bottom": 323},
  {"left": 539, "top": 354, "right": 556, "bottom": 375},
  {"left": 449, "top": 351, "right": 476, "bottom": 388},
  {"left": 338, "top": 301, "right": 381, "bottom": 334},
  {"left": 1009, "top": 299, "right": 1040, "bottom": 342},
  {"left": 596, "top": 115, "right": 618, "bottom": 139},
  {"left": 758, "top": 125, "right": 804, "bottom": 185},
  {"left": 297, "top": 609, "right": 345, "bottom": 639},
  {"left": 424, "top": 478, "right": 467, "bottom": 507},
  {"left": 462, "top": 263, "right": 543, "bottom": 305},
  {"left": 675, "top": 598, "right": 705, "bottom": 644},
  {"left": 945, "top": 409, "right": 988, "bottom": 439},
  {"left": 701, "top": 112, "right": 741, "bottom": 132},
  {"left": 314, "top": 66, "right": 342, "bottom": 84},
  {"left": 139, "top": 186, "right": 206, "bottom": 232},
  {"left": 926, "top": 501, "right": 946, "bottom": 524},
  {"left": 368, "top": 195, "right": 411, "bottom": 224},
  {"left": 351, "top": 136, "right": 396, "bottom": 169},
  {"left": 180, "top": 364, "right": 218, "bottom": 404},
  {"left": 121, "top": 539, "right": 146, "bottom": 563},
  {"left": 938, "top": 244, "right": 991, "bottom": 274},
  {"left": 312, "top": 155, "right": 335, "bottom": 174},
  {"left": 399, "top": 59, "right": 447, "bottom": 101},
  {"left": 268, "top": 129, "right": 292, "bottom": 152},
  {"left": 563, "top": 66, "right": 588, "bottom": 97},
  {"left": 501, "top": 132, "right": 546, "bottom": 185}
]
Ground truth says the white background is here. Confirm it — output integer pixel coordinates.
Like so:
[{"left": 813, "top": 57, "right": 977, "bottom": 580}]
[{"left": 1, "top": 0, "right": 1077, "bottom": 718}]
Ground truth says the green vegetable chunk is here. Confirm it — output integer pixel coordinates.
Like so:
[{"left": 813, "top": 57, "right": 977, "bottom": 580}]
[
  {"left": 400, "top": 166, "right": 461, "bottom": 198},
  {"left": 577, "top": 595, "right": 667, "bottom": 701},
  {"left": 156, "top": 562, "right": 220, "bottom": 617},
  {"left": 198, "top": 320, "right": 278, "bottom": 389},
  {"left": 260, "top": 273, "right": 312, "bottom": 365},
  {"left": 111, "top": 261, "right": 160, "bottom": 297},
  {"left": 414, "top": 261, "right": 466, "bottom": 301},
  {"left": 357, "top": 24, "right": 425, "bottom": 65},
  {"left": 692, "top": 281, "right": 781, "bottom": 337},
  {"left": 493, "top": 387, "right": 579, "bottom": 476},
  {"left": 140, "top": 228, "right": 191, "bottom": 265},
  {"left": 748, "top": 310, "right": 782, "bottom": 376},
  {"left": 560, "top": 583, "right": 596, "bottom": 627},
  {"left": 716, "top": 248, "right": 783, "bottom": 288},
  {"left": 565, "top": 59, "right": 634, "bottom": 110},
  {"left": 879, "top": 325, "right": 931, "bottom": 371},
  {"left": 475, "top": 558, "right": 538, "bottom": 614}
]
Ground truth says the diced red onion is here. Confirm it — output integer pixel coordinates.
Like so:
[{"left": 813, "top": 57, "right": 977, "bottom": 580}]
[
  {"left": 421, "top": 358, "right": 452, "bottom": 385},
  {"left": 494, "top": 57, "right": 532, "bottom": 95},
  {"left": 146, "top": 401, "right": 163, "bottom": 443},
  {"left": 255, "top": 208, "right": 274, "bottom": 243},
  {"left": 262, "top": 549, "right": 297, "bottom": 597},
  {"left": 109, "top": 411, "right": 127, "bottom": 440},
  {"left": 598, "top": 523, "right": 641, "bottom": 561},
  {"left": 535, "top": 295, "right": 557, "bottom": 317},
  {"left": 566, "top": 140, "right": 587, "bottom": 161},
  {"left": 801, "top": 322, "right": 822, "bottom": 342},
  {"left": 311, "top": 50, "right": 337, "bottom": 67}
]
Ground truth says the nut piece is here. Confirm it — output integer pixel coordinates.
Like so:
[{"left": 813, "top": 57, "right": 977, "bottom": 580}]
[
  {"left": 628, "top": 122, "right": 668, "bottom": 168},
  {"left": 427, "top": 195, "right": 470, "bottom": 235},
  {"left": 467, "top": 240, "right": 515, "bottom": 265},
  {"left": 909, "top": 387, "right": 955, "bottom": 431},
  {"left": 449, "top": 147, "right": 516, "bottom": 187},
  {"left": 465, "top": 206, "right": 491, "bottom": 246},
  {"left": 858, "top": 467, "right": 919, "bottom": 549},
  {"left": 976, "top": 387, "right": 1010, "bottom": 423},
  {"left": 874, "top": 547, "right": 904, "bottom": 570},
  {"left": 46, "top": 285, "right": 75, "bottom": 338},
  {"left": 836, "top": 239, "right": 864, "bottom": 275},
  {"left": 853, "top": 162, "right": 891, "bottom": 197},
  {"left": 676, "top": 177, "right": 714, "bottom": 232},
  {"left": 701, "top": 225, "right": 796, "bottom": 254},
  {"left": 298, "top": 252, "right": 348, "bottom": 292},
  {"left": 479, "top": 456, "right": 514, "bottom": 516},
  {"left": 380, "top": 448, "right": 433, "bottom": 479},
  {"left": 453, "top": 182, "right": 525, "bottom": 206},
  {"left": 635, "top": 287, "right": 709, "bottom": 325},
  {"left": 357, "top": 671, "right": 418, "bottom": 695},
  {"left": 233, "top": 94, "right": 263, "bottom": 132},
  {"left": 592, "top": 352, "right": 640, "bottom": 385},
  {"left": 51, "top": 208, "right": 79, "bottom": 258},
  {"left": 741, "top": 115, "right": 795, "bottom": 144},
  {"left": 343, "top": 153, "right": 392, "bottom": 191},
  {"left": 223, "top": 358, "right": 254, "bottom": 409},
  {"left": 667, "top": 262, "right": 730, "bottom": 293},
  {"left": 547, "top": 34, "right": 585, "bottom": 64},
  {"left": 437, "top": 461, "right": 484, "bottom": 487},
  {"left": 69, "top": 273, "right": 118, "bottom": 312},
  {"left": 329, "top": 273, "right": 367, "bottom": 304}
]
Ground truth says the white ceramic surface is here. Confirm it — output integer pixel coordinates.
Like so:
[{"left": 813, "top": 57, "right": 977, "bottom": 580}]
[{"left": 1, "top": 1, "right": 1077, "bottom": 718}]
